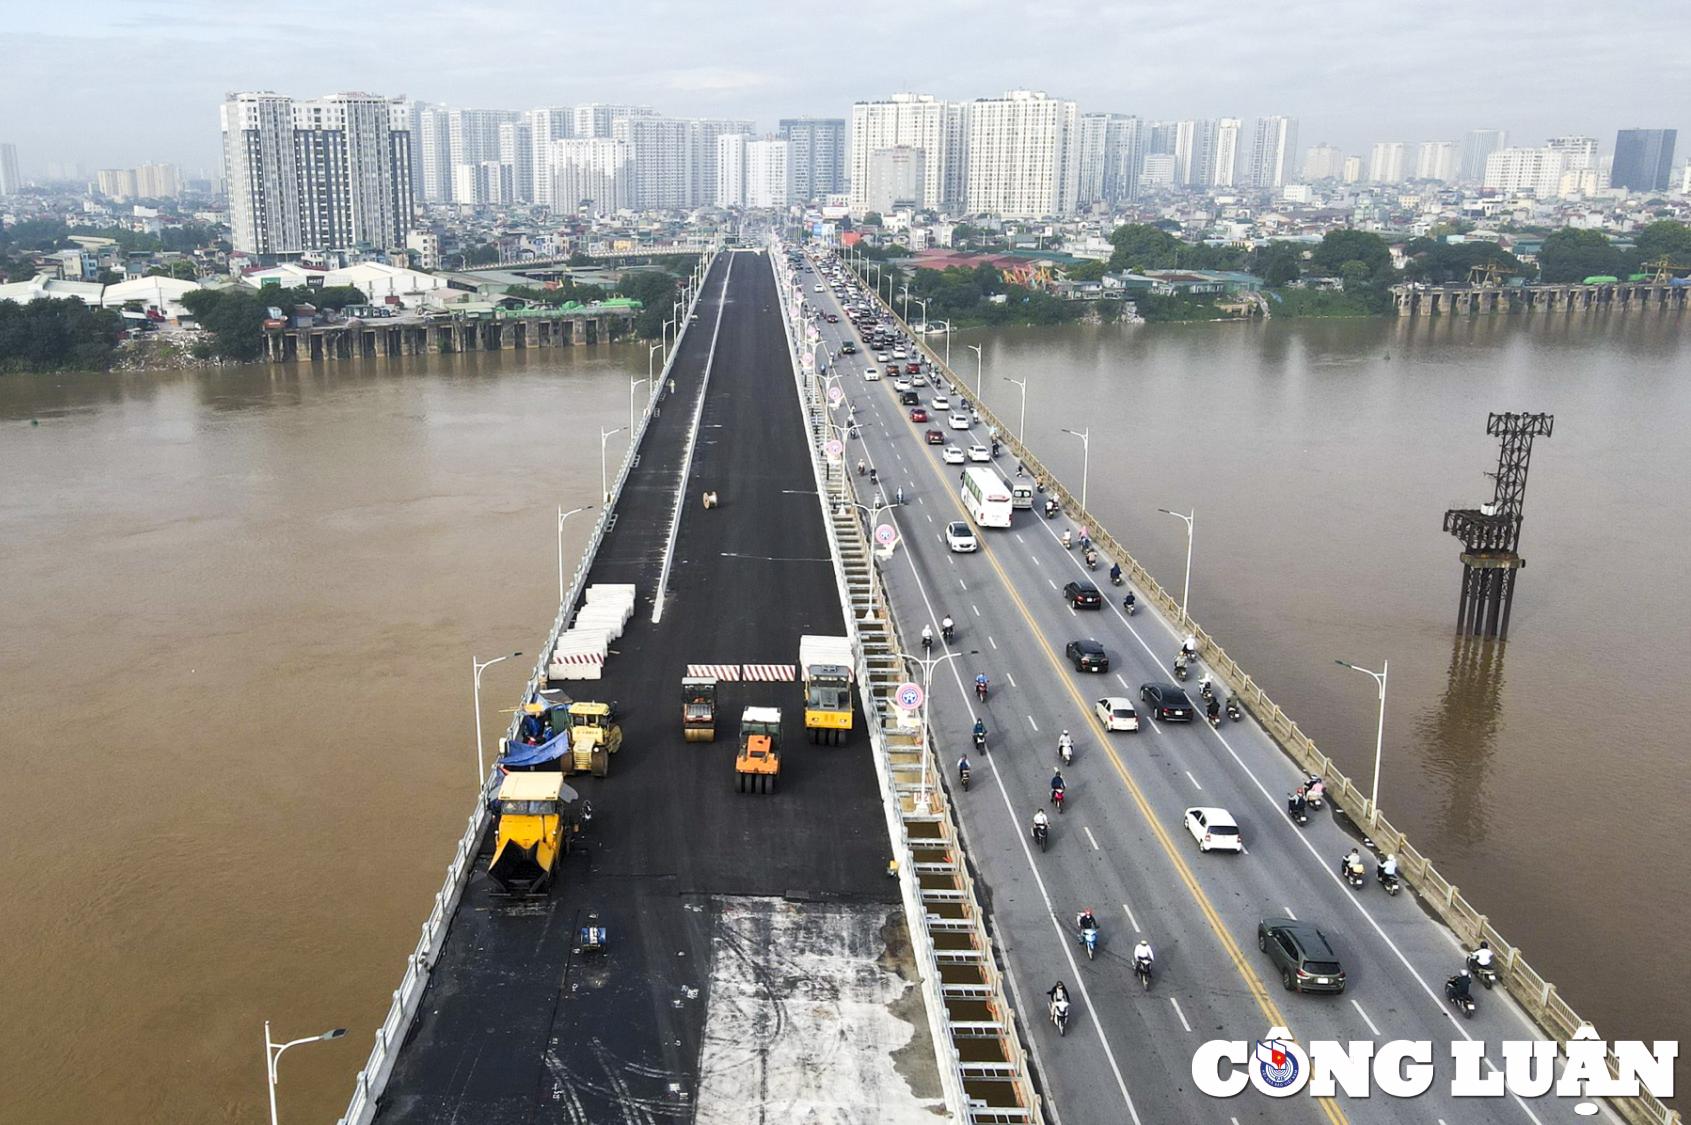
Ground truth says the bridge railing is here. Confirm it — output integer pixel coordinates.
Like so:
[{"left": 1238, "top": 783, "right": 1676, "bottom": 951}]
[
  {"left": 849, "top": 256, "right": 1681, "bottom": 1125},
  {"left": 336, "top": 243, "right": 721, "bottom": 1125}
]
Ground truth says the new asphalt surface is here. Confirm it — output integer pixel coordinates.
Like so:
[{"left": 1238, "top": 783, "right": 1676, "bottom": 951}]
[
  {"left": 798, "top": 250, "right": 1623, "bottom": 1125},
  {"left": 375, "top": 253, "right": 911, "bottom": 1123}
]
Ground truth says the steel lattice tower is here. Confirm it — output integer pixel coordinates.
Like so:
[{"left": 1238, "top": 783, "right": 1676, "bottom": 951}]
[{"left": 1442, "top": 412, "right": 1554, "bottom": 638}]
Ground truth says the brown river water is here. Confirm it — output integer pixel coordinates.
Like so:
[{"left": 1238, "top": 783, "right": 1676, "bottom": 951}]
[{"left": 1, "top": 312, "right": 1684, "bottom": 1121}]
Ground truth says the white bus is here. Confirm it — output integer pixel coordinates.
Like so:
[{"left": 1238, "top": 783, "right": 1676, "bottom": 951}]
[{"left": 961, "top": 466, "right": 1014, "bottom": 528}]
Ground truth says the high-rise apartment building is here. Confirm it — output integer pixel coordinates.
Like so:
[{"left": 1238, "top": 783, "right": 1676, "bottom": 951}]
[
  {"left": 549, "top": 138, "right": 632, "bottom": 215},
  {"left": 612, "top": 115, "right": 695, "bottom": 211},
  {"left": 1075, "top": 113, "right": 1145, "bottom": 206},
  {"left": 963, "top": 89, "right": 1079, "bottom": 218},
  {"left": 1248, "top": 116, "right": 1299, "bottom": 188},
  {"left": 454, "top": 160, "right": 511, "bottom": 206},
  {"left": 1368, "top": 142, "right": 1409, "bottom": 184},
  {"left": 745, "top": 136, "right": 791, "bottom": 209},
  {"left": 1461, "top": 129, "right": 1507, "bottom": 182},
  {"left": 416, "top": 105, "right": 453, "bottom": 203},
  {"left": 1611, "top": 129, "right": 1676, "bottom": 192},
  {"left": 1211, "top": 118, "right": 1242, "bottom": 187},
  {"left": 526, "top": 107, "right": 573, "bottom": 208},
  {"left": 716, "top": 133, "right": 747, "bottom": 207},
  {"left": 221, "top": 90, "right": 412, "bottom": 254},
  {"left": 499, "top": 120, "right": 534, "bottom": 203},
  {"left": 1075, "top": 114, "right": 1112, "bottom": 208},
  {"left": 1414, "top": 141, "right": 1460, "bottom": 182},
  {"left": 1302, "top": 143, "right": 1343, "bottom": 180},
  {"left": 1138, "top": 152, "right": 1177, "bottom": 193},
  {"left": 1172, "top": 119, "right": 1213, "bottom": 188},
  {"left": 1482, "top": 147, "right": 1565, "bottom": 196},
  {"left": 97, "top": 168, "right": 138, "bottom": 199},
  {"left": 97, "top": 162, "right": 182, "bottom": 199},
  {"left": 691, "top": 119, "right": 755, "bottom": 210},
  {"left": 1341, "top": 155, "right": 1363, "bottom": 184},
  {"left": 1546, "top": 135, "right": 1599, "bottom": 172},
  {"left": 1, "top": 142, "right": 22, "bottom": 195},
  {"left": 573, "top": 104, "right": 655, "bottom": 139},
  {"left": 779, "top": 118, "right": 847, "bottom": 202},
  {"left": 865, "top": 146, "right": 926, "bottom": 214},
  {"left": 941, "top": 102, "right": 971, "bottom": 211},
  {"left": 849, "top": 94, "right": 951, "bottom": 214},
  {"left": 447, "top": 108, "right": 519, "bottom": 202}
]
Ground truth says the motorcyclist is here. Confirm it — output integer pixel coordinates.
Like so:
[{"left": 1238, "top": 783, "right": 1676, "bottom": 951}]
[
  {"left": 1076, "top": 908, "right": 1099, "bottom": 935},
  {"left": 1378, "top": 854, "right": 1399, "bottom": 880},
  {"left": 1469, "top": 940, "right": 1495, "bottom": 974},
  {"left": 1078, "top": 529, "right": 1091, "bottom": 549},
  {"left": 972, "top": 718, "right": 987, "bottom": 749},
  {"left": 1341, "top": 847, "right": 1363, "bottom": 878},
  {"left": 1123, "top": 590, "right": 1137, "bottom": 611},
  {"left": 1132, "top": 939, "right": 1155, "bottom": 970},
  {"left": 975, "top": 672, "right": 989, "bottom": 698},
  {"left": 869, "top": 467, "right": 878, "bottom": 484},
  {"left": 941, "top": 615, "right": 954, "bottom": 641},
  {"left": 1031, "top": 808, "right": 1050, "bottom": 839},
  {"left": 1288, "top": 785, "right": 1308, "bottom": 816},
  {"left": 1446, "top": 969, "right": 1472, "bottom": 1001},
  {"left": 1199, "top": 673, "right": 1214, "bottom": 698},
  {"left": 957, "top": 753, "right": 971, "bottom": 778},
  {"left": 1050, "top": 770, "right": 1067, "bottom": 804},
  {"left": 1046, "top": 980, "right": 1069, "bottom": 1004},
  {"left": 1047, "top": 981, "right": 1071, "bottom": 1023},
  {"left": 856, "top": 459, "right": 866, "bottom": 476},
  {"left": 1110, "top": 562, "right": 1122, "bottom": 584},
  {"left": 895, "top": 486, "right": 905, "bottom": 505},
  {"left": 1058, "top": 730, "right": 1074, "bottom": 755},
  {"left": 1206, "top": 696, "right": 1221, "bottom": 722},
  {"left": 1183, "top": 634, "right": 1199, "bottom": 660},
  {"left": 921, "top": 623, "right": 933, "bottom": 651},
  {"left": 1061, "top": 529, "right": 1072, "bottom": 549}
]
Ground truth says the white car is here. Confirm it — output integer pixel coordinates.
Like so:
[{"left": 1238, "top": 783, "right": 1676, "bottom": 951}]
[
  {"left": 967, "top": 444, "right": 991, "bottom": 462},
  {"left": 1184, "top": 807, "right": 1244, "bottom": 853},
  {"left": 893, "top": 349, "right": 907, "bottom": 360},
  {"left": 1094, "top": 697, "right": 1139, "bottom": 732},
  {"left": 876, "top": 352, "right": 890, "bottom": 363},
  {"left": 941, "top": 445, "right": 966, "bottom": 465},
  {"left": 893, "top": 378, "right": 912, "bottom": 393},
  {"left": 910, "top": 372, "right": 928, "bottom": 386},
  {"left": 945, "top": 521, "right": 978, "bottom": 552},
  {"left": 931, "top": 394, "right": 950, "bottom": 410},
  {"left": 813, "top": 284, "right": 825, "bottom": 292},
  {"left": 949, "top": 413, "right": 971, "bottom": 430},
  {"left": 864, "top": 367, "right": 881, "bottom": 381}
]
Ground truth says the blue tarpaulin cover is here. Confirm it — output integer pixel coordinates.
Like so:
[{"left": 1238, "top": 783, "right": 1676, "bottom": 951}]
[{"left": 499, "top": 728, "right": 570, "bottom": 769}]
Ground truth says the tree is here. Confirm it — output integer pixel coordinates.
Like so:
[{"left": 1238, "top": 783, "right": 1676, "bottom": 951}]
[
  {"left": 1401, "top": 238, "right": 1530, "bottom": 285},
  {"left": 181, "top": 288, "right": 268, "bottom": 361},
  {"left": 1309, "top": 230, "right": 1392, "bottom": 279},
  {"left": 1249, "top": 242, "right": 1302, "bottom": 286},
  {"left": 862, "top": 212, "right": 884, "bottom": 228},
  {"left": 1537, "top": 228, "right": 1622, "bottom": 283},
  {"left": 95, "top": 269, "right": 124, "bottom": 286},
  {"left": 1630, "top": 220, "right": 1691, "bottom": 269},
  {"left": 466, "top": 243, "right": 499, "bottom": 266},
  {"left": 1106, "top": 224, "right": 1183, "bottom": 271},
  {"left": 0, "top": 297, "right": 124, "bottom": 374}
]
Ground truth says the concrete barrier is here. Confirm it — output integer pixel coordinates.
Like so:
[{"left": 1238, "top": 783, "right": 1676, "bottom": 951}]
[{"left": 851, "top": 257, "right": 1681, "bottom": 1125}]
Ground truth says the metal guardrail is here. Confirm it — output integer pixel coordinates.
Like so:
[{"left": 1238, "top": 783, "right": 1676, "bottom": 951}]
[
  {"left": 336, "top": 244, "right": 721, "bottom": 1125},
  {"left": 774, "top": 243, "right": 1043, "bottom": 1125},
  {"left": 849, "top": 257, "right": 1682, "bottom": 1125}
]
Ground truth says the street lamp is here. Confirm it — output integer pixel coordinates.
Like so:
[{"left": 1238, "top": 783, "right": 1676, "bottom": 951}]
[
  {"left": 933, "top": 319, "right": 952, "bottom": 370},
  {"left": 472, "top": 651, "right": 522, "bottom": 785},
  {"left": 264, "top": 1022, "right": 346, "bottom": 1125},
  {"left": 912, "top": 296, "right": 928, "bottom": 333},
  {"left": 629, "top": 375, "right": 649, "bottom": 437},
  {"left": 557, "top": 505, "right": 592, "bottom": 605},
  {"left": 1158, "top": 508, "right": 1195, "bottom": 627},
  {"left": 899, "top": 286, "right": 910, "bottom": 323},
  {"left": 648, "top": 341, "right": 664, "bottom": 390},
  {"left": 1002, "top": 373, "right": 1028, "bottom": 443},
  {"left": 898, "top": 649, "right": 966, "bottom": 812},
  {"left": 1335, "top": 658, "right": 1389, "bottom": 824},
  {"left": 599, "top": 425, "right": 626, "bottom": 503},
  {"left": 1061, "top": 427, "right": 1091, "bottom": 510},
  {"left": 969, "top": 343, "right": 984, "bottom": 398},
  {"left": 662, "top": 318, "right": 675, "bottom": 363}
]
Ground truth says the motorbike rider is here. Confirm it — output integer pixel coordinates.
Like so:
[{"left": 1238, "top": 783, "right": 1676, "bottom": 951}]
[
  {"left": 1123, "top": 590, "right": 1137, "bottom": 611},
  {"left": 1046, "top": 980, "right": 1071, "bottom": 1022},
  {"left": 1469, "top": 940, "right": 1495, "bottom": 974},
  {"left": 1132, "top": 938, "right": 1155, "bottom": 972},
  {"left": 957, "top": 753, "right": 971, "bottom": 778},
  {"left": 1446, "top": 969, "right": 1473, "bottom": 1001},
  {"left": 1288, "top": 785, "right": 1308, "bottom": 816},
  {"left": 1031, "top": 808, "right": 1050, "bottom": 838},
  {"left": 895, "top": 486, "right": 905, "bottom": 505},
  {"left": 1341, "top": 847, "right": 1363, "bottom": 878},
  {"left": 1306, "top": 776, "right": 1327, "bottom": 804},
  {"left": 921, "top": 623, "right": 933, "bottom": 650},
  {"left": 1057, "top": 730, "right": 1074, "bottom": 759},
  {"left": 975, "top": 672, "right": 989, "bottom": 697},
  {"left": 1110, "top": 562, "right": 1122, "bottom": 584},
  {"left": 1076, "top": 908, "right": 1099, "bottom": 935},
  {"left": 1183, "top": 634, "right": 1199, "bottom": 660},
  {"left": 1050, "top": 769, "right": 1067, "bottom": 804},
  {"left": 972, "top": 717, "right": 987, "bottom": 748},
  {"left": 856, "top": 458, "right": 866, "bottom": 476},
  {"left": 1199, "top": 673, "right": 1214, "bottom": 698},
  {"left": 1206, "top": 696, "right": 1221, "bottom": 723},
  {"left": 941, "top": 615, "right": 954, "bottom": 641},
  {"left": 1061, "top": 529, "right": 1072, "bottom": 549},
  {"left": 869, "top": 466, "right": 878, "bottom": 484},
  {"left": 1378, "top": 853, "right": 1399, "bottom": 881}
]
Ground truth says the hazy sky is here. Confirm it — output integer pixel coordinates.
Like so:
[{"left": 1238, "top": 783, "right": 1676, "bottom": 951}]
[{"left": 3, "top": 0, "right": 1685, "bottom": 174}]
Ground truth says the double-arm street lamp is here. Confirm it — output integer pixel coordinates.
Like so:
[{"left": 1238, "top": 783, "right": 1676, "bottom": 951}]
[
  {"left": 1158, "top": 508, "right": 1195, "bottom": 627},
  {"left": 899, "top": 649, "right": 967, "bottom": 813},
  {"left": 599, "top": 425, "right": 626, "bottom": 503},
  {"left": 472, "top": 651, "right": 522, "bottom": 784},
  {"left": 265, "top": 1022, "right": 346, "bottom": 1125},
  {"left": 1335, "top": 658, "right": 1389, "bottom": 824}
]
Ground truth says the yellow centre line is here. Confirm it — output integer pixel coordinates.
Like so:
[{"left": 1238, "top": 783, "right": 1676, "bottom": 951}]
[{"left": 874, "top": 377, "right": 1349, "bottom": 1125}]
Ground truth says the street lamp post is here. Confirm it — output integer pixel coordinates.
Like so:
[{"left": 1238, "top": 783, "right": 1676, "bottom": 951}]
[
  {"left": 1335, "top": 658, "right": 1389, "bottom": 824},
  {"left": 912, "top": 296, "right": 928, "bottom": 333},
  {"left": 936, "top": 320, "right": 951, "bottom": 370},
  {"left": 557, "top": 504, "right": 592, "bottom": 605},
  {"left": 1158, "top": 508, "right": 1195, "bottom": 626},
  {"left": 899, "top": 286, "right": 910, "bottom": 323},
  {"left": 648, "top": 342, "right": 663, "bottom": 388},
  {"left": 899, "top": 649, "right": 965, "bottom": 812},
  {"left": 472, "top": 651, "right": 522, "bottom": 785},
  {"left": 1061, "top": 427, "right": 1091, "bottom": 510},
  {"left": 662, "top": 318, "right": 675, "bottom": 363},
  {"left": 1002, "top": 373, "right": 1028, "bottom": 443},
  {"left": 599, "top": 425, "right": 626, "bottom": 502},
  {"left": 969, "top": 344, "right": 983, "bottom": 398},
  {"left": 629, "top": 375, "right": 648, "bottom": 437},
  {"left": 265, "top": 1022, "right": 346, "bottom": 1125}
]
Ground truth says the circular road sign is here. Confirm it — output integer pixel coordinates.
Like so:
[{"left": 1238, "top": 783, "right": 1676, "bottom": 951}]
[
  {"left": 824, "top": 439, "right": 844, "bottom": 459},
  {"left": 875, "top": 523, "right": 899, "bottom": 547},
  {"left": 828, "top": 385, "right": 844, "bottom": 405},
  {"left": 894, "top": 681, "right": 925, "bottom": 711}
]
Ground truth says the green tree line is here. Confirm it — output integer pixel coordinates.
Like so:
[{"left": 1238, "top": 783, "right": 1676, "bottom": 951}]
[
  {"left": 180, "top": 285, "right": 369, "bottom": 361},
  {"left": 0, "top": 298, "right": 124, "bottom": 374}
]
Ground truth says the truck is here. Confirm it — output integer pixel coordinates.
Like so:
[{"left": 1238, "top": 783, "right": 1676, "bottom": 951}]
[
  {"left": 735, "top": 706, "right": 782, "bottom": 793},
  {"left": 799, "top": 634, "right": 855, "bottom": 745},
  {"left": 682, "top": 677, "right": 718, "bottom": 742}
]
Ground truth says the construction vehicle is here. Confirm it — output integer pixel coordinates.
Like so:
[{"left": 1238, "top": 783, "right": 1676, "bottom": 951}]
[
  {"left": 488, "top": 772, "right": 579, "bottom": 895},
  {"left": 735, "top": 706, "right": 782, "bottom": 793},
  {"left": 799, "top": 635, "right": 855, "bottom": 745},
  {"left": 682, "top": 677, "right": 718, "bottom": 742},
  {"left": 565, "top": 700, "right": 622, "bottom": 777}
]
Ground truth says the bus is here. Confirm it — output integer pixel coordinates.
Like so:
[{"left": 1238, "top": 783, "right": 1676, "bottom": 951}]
[{"left": 961, "top": 467, "right": 1014, "bottom": 528}]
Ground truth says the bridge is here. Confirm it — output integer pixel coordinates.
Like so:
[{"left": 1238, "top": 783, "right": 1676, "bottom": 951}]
[
  {"left": 336, "top": 242, "right": 1680, "bottom": 1125},
  {"left": 1391, "top": 278, "right": 1689, "bottom": 315},
  {"left": 260, "top": 301, "right": 640, "bottom": 362},
  {"left": 467, "top": 241, "right": 713, "bottom": 273}
]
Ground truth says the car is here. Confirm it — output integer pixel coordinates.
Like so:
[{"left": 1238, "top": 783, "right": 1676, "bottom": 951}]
[
  {"left": 949, "top": 413, "right": 971, "bottom": 430},
  {"left": 876, "top": 352, "right": 890, "bottom": 363},
  {"left": 1258, "top": 917, "right": 1346, "bottom": 993},
  {"left": 945, "top": 521, "right": 978, "bottom": 553},
  {"left": 1094, "top": 697, "right": 1139, "bottom": 732},
  {"left": 892, "top": 349, "right": 907, "bottom": 360},
  {"left": 910, "top": 372, "right": 928, "bottom": 386},
  {"left": 909, "top": 407, "right": 929, "bottom": 423},
  {"left": 841, "top": 342, "right": 857, "bottom": 354},
  {"left": 1184, "top": 807, "right": 1243, "bottom": 852},
  {"left": 885, "top": 364, "right": 901, "bottom": 376},
  {"left": 924, "top": 428, "right": 945, "bottom": 445},
  {"left": 906, "top": 361, "right": 922, "bottom": 375},
  {"left": 1139, "top": 682, "right": 1194, "bottom": 722},
  {"left": 931, "top": 394, "right": 951, "bottom": 410},
  {"left": 864, "top": 367, "right": 881, "bottom": 381},
  {"left": 893, "top": 377, "right": 911, "bottom": 392},
  {"left": 941, "top": 445, "right": 966, "bottom": 464},
  {"left": 813, "top": 284, "right": 825, "bottom": 292},
  {"left": 899, "top": 389, "right": 919, "bottom": 405},
  {"left": 1066, "top": 638, "right": 1109, "bottom": 672},
  {"left": 826, "top": 313, "right": 839, "bottom": 323},
  {"left": 967, "top": 444, "right": 991, "bottom": 462},
  {"left": 1063, "top": 580, "right": 1103, "bottom": 609}
]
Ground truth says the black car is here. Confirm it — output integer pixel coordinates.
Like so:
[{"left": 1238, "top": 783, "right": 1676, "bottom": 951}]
[
  {"left": 1065, "top": 638, "right": 1109, "bottom": 672},
  {"left": 1138, "top": 682, "right": 1194, "bottom": 721},
  {"left": 1063, "top": 580, "right": 1103, "bottom": 609},
  {"left": 841, "top": 342, "right": 857, "bottom": 354},
  {"left": 1258, "top": 917, "right": 1347, "bottom": 994}
]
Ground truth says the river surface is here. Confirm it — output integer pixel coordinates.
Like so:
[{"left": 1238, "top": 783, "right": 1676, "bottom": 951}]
[{"left": 1, "top": 311, "right": 1685, "bottom": 1122}]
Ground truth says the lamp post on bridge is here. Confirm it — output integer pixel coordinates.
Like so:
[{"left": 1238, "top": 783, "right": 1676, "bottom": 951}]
[
  {"left": 969, "top": 344, "right": 984, "bottom": 398},
  {"left": 1158, "top": 507, "right": 1195, "bottom": 627},
  {"left": 599, "top": 425, "right": 626, "bottom": 503},
  {"left": 899, "top": 286, "right": 911, "bottom": 324},
  {"left": 629, "top": 375, "right": 648, "bottom": 440},
  {"left": 897, "top": 649, "right": 967, "bottom": 813},
  {"left": 1002, "top": 372, "right": 1028, "bottom": 443},
  {"left": 648, "top": 342, "right": 664, "bottom": 391},
  {"left": 1060, "top": 426, "right": 1091, "bottom": 510},
  {"left": 912, "top": 296, "right": 928, "bottom": 334},
  {"left": 557, "top": 505, "right": 592, "bottom": 605},
  {"left": 662, "top": 318, "right": 675, "bottom": 364},
  {"left": 472, "top": 651, "right": 522, "bottom": 786},
  {"left": 264, "top": 1022, "right": 346, "bottom": 1125},
  {"left": 1335, "top": 658, "right": 1389, "bottom": 825},
  {"left": 933, "top": 319, "right": 952, "bottom": 370}
]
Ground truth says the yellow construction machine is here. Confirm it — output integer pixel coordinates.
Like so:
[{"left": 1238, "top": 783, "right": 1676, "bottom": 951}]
[
  {"left": 734, "top": 706, "right": 782, "bottom": 793},
  {"left": 564, "top": 700, "right": 622, "bottom": 777}
]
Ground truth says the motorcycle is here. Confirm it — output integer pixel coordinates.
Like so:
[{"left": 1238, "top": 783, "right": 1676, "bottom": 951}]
[
  {"left": 1079, "top": 926, "right": 1099, "bottom": 961},
  {"left": 1468, "top": 956, "right": 1498, "bottom": 990},
  {"left": 1172, "top": 661, "right": 1188, "bottom": 682},
  {"left": 922, "top": 632, "right": 933, "bottom": 653},
  {"left": 1287, "top": 797, "right": 1309, "bottom": 826},
  {"left": 1378, "top": 868, "right": 1401, "bottom": 896},
  {"left": 959, "top": 764, "right": 971, "bottom": 791},
  {"left": 1061, "top": 531, "right": 1073, "bottom": 549},
  {"left": 1051, "top": 996, "right": 1071, "bottom": 1036},
  {"left": 1225, "top": 697, "right": 1242, "bottom": 722},
  {"left": 869, "top": 468, "right": 878, "bottom": 485},
  {"left": 975, "top": 680, "right": 989, "bottom": 702},
  {"left": 1122, "top": 596, "right": 1136, "bottom": 615},
  {"left": 1044, "top": 501, "right": 1060, "bottom": 520},
  {"left": 941, "top": 621, "right": 955, "bottom": 642},
  {"left": 1445, "top": 980, "right": 1477, "bottom": 1019},
  {"left": 1083, "top": 550, "right": 1098, "bottom": 571},
  {"left": 1199, "top": 679, "right": 1215, "bottom": 702},
  {"left": 1344, "top": 860, "right": 1367, "bottom": 890},
  {"left": 1134, "top": 956, "right": 1154, "bottom": 991},
  {"left": 973, "top": 729, "right": 987, "bottom": 754},
  {"left": 1032, "top": 821, "right": 1049, "bottom": 852},
  {"left": 1058, "top": 738, "right": 1073, "bottom": 765},
  {"left": 856, "top": 461, "right": 867, "bottom": 477},
  {"left": 1051, "top": 786, "right": 1066, "bottom": 814},
  {"left": 1305, "top": 778, "right": 1327, "bottom": 810},
  {"left": 1206, "top": 708, "right": 1220, "bottom": 728},
  {"left": 1110, "top": 570, "right": 1124, "bottom": 587}
]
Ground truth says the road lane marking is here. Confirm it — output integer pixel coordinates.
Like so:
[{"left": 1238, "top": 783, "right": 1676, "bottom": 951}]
[
  {"left": 1006, "top": 673, "right": 1016, "bottom": 688},
  {"left": 989, "top": 636, "right": 998, "bottom": 650},
  {"left": 1084, "top": 827, "right": 1100, "bottom": 851},
  {"left": 1115, "top": 673, "right": 1131, "bottom": 690},
  {"left": 1283, "top": 906, "right": 1298, "bottom": 920},
  {"left": 1169, "top": 997, "right": 1193, "bottom": 1033},
  {"left": 925, "top": 513, "right": 934, "bottom": 524},
  {"left": 1031, "top": 554, "right": 1041, "bottom": 567},
  {"left": 1047, "top": 577, "right": 1058, "bottom": 589},
  {"left": 1121, "top": 900, "right": 1142, "bottom": 932},
  {"left": 1185, "top": 770, "right": 1203, "bottom": 791},
  {"left": 959, "top": 578, "right": 968, "bottom": 591},
  {"left": 1026, "top": 714, "right": 1038, "bottom": 732},
  {"left": 1350, "top": 998, "right": 1382, "bottom": 1037}
]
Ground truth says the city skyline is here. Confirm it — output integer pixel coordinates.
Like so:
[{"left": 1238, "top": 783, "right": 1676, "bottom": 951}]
[{"left": 3, "top": 1, "right": 1685, "bottom": 172}]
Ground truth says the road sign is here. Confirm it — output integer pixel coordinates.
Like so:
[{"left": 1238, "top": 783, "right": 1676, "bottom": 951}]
[
  {"left": 894, "top": 681, "right": 925, "bottom": 711},
  {"left": 824, "top": 439, "right": 843, "bottom": 459},
  {"left": 875, "top": 523, "right": 898, "bottom": 547},
  {"left": 827, "top": 385, "right": 843, "bottom": 405}
]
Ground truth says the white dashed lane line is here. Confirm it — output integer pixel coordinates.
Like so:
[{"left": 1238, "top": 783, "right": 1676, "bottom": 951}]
[
  {"left": 989, "top": 636, "right": 998, "bottom": 650},
  {"left": 1169, "top": 997, "right": 1193, "bottom": 1034},
  {"left": 1026, "top": 714, "right": 1039, "bottom": 732},
  {"left": 1121, "top": 898, "right": 1143, "bottom": 932},
  {"left": 1185, "top": 771, "right": 1203, "bottom": 791},
  {"left": 1084, "top": 827, "right": 1100, "bottom": 851},
  {"left": 1350, "top": 998, "right": 1382, "bottom": 1037}
]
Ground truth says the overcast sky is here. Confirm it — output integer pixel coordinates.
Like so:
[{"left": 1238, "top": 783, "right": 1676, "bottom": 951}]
[{"left": 3, "top": 0, "right": 1685, "bottom": 174}]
